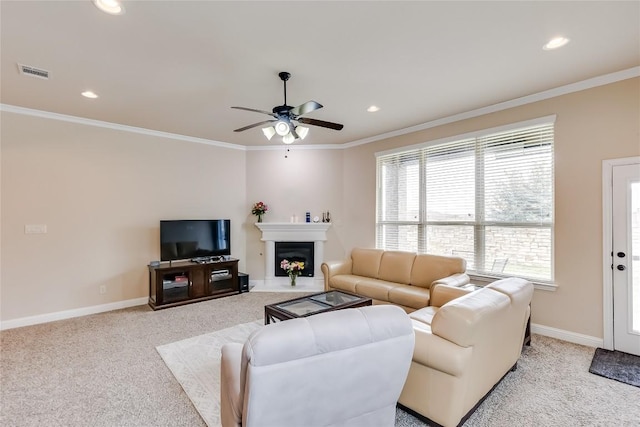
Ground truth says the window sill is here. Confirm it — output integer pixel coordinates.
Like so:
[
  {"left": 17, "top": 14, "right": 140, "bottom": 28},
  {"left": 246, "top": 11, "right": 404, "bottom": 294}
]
[{"left": 468, "top": 274, "right": 558, "bottom": 292}]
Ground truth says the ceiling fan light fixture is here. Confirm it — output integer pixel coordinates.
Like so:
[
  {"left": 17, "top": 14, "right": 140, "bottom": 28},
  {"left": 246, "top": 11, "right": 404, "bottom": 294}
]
[
  {"left": 232, "top": 71, "right": 343, "bottom": 144},
  {"left": 274, "top": 120, "right": 290, "bottom": 136},
  {"left": 295, "top": 126, "right": 309, "bottom": 140},
  {"left": 282, "top": 133, "right": 296, "bottom": 144},
  {"left": 262, "top": 126, "right": 276, "bottom": 140}
]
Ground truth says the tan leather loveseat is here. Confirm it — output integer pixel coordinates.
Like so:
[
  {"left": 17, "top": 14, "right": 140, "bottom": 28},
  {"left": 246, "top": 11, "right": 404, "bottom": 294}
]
[
  {"left": 398, "top": 277, "right": 533, "bottom": 427},
  {"left": 321, "top": 248, "right": 469, "bottom": 312}
]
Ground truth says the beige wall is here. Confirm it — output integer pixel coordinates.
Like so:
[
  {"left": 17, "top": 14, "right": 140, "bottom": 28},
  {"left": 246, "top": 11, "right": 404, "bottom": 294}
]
[
  {"left": 1, "top": 112, "right": 247, "bottom": 321},
  {"left": 2, "top": 77, "right": 638, "bottom": 340},
  {"left": 338, "top": 77, "right": 640, "bottom": 338},
  {"left": 244, "top": 148, "right": 345, "bottom": 279}
]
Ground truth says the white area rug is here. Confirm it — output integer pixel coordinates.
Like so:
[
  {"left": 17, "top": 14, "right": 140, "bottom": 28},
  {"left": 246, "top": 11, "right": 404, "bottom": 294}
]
[{"left": 156, "top": 320, "right": 262, "bottom": 427}]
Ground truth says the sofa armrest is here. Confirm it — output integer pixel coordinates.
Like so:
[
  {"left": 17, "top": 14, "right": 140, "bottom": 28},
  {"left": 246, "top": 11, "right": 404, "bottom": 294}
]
[
  {"left": 321, "top": 259, "right": 353, "bottom": 291},
  {"left": 220, "top": 343, "right": 244, "bottom": 427},
  {"left": 429, "top": 284, "right": 473, "bottom": 308},
  {"left": 431, "top": 273, "right": 470, "bottom": 288},
  {"left": 412, "top": 322, "right": 472, "bottom": 377}
]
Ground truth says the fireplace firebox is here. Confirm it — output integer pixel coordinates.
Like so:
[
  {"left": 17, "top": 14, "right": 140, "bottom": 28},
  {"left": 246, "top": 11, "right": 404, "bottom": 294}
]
[{"left": 275, "top": 241, "right": 314, "bottom": 277}]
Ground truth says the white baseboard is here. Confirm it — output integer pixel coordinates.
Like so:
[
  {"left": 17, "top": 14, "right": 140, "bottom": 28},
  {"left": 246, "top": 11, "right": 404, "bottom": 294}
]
[
  {"left": 249, "top": 278, "right": 324, "bottom": 293},
  {"left": 0, "top": 297, "right": 148, "bottom": 331},
  {"left": 531, "top": 323, "right": 603, "bottom": 348}
]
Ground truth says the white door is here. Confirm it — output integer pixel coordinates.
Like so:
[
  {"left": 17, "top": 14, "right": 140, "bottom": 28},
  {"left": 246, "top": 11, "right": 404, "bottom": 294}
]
[{"left": 612, "top": 163, "right": 640, "bottom": 356}]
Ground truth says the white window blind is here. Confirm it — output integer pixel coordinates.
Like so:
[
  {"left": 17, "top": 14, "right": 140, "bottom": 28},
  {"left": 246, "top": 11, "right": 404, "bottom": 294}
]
[{"left": 376, "top": 121, "right": 554, "bottom": 282}]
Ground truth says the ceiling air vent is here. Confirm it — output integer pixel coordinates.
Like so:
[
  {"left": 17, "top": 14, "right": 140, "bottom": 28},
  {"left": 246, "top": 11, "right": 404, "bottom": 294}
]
[{"left": 18, "top": 63, "right": 49, "bottom": 80}]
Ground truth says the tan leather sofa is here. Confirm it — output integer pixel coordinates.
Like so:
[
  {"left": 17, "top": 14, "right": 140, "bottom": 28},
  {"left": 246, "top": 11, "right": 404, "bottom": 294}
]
[
  {"left": 321, "top": 248, "right": 469, "bottom": 312},
  {"left": 398, "top": 277, "right": 534, "bottom": 427}
]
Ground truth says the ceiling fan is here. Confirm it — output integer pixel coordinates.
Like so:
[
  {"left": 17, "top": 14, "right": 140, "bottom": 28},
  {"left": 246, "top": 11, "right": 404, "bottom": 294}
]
[{"left": 232, "top": 71, "right": 344, "bottom": 144}]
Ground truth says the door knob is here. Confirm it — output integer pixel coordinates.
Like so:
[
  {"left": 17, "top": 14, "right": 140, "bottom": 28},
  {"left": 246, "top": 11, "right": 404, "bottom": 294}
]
[
  {"left": 617, "top": 252, "right": 626, "bottom": 258},
  {"left": 617, "top": 265, "right": 626, "bottom": 271}
]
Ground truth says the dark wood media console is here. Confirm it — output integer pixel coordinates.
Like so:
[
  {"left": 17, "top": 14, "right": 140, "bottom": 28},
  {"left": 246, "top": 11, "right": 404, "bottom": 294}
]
[{"left": 148, "top": 258, "right": 239, "bottom": 310}]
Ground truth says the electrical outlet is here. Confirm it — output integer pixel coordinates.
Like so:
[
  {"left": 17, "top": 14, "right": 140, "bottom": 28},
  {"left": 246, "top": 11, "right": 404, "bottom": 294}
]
[{"left": 99, "top": 285, "right": 106, "bottom": 294}]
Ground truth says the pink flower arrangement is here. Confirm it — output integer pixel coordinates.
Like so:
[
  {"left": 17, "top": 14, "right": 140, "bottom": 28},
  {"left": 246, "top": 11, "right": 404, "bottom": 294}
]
[
  {"left": 280, "top": 259, "right": 305, "bottom": 277},
  {"left": 251, "top": 201, "right": 268, "bottom": 216}
]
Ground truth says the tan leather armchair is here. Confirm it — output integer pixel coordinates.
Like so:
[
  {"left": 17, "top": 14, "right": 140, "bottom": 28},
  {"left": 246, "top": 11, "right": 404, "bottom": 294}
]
[
  {"left": 220, "top": 305, "right": 415, "bottom": 427},
  {"left": 398, "top": 278, "right": 533, "bottom": 427}
]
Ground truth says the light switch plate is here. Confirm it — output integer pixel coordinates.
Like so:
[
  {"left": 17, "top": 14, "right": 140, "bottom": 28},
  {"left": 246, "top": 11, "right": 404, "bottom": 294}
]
[{"left": 25, "top": 224, "right": 47, "bottom": 234}]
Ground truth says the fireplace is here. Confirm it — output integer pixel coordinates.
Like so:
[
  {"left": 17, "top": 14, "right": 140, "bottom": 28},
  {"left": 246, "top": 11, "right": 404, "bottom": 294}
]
[
  {"left": 275, "top": 242, "right": 314, "bottom": 277},
  {"left": 254, "top": 222, "right": 331, "bottom": 291}
]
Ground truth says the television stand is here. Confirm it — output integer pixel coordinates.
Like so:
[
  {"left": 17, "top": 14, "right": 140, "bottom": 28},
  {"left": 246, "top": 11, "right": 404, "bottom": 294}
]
[{"left": 148, "top": 258, "right": 240, "bottom": 310}]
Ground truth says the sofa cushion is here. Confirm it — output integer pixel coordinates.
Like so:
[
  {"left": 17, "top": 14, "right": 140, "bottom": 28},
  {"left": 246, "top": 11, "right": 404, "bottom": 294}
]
[
  {"left": 355, "top": 278, "right": 401, "bottom": 301},
  {"left": 378, "top": 251, "right": 416, "bottom": 284},
  {"left": 410, "top": 254, "right": 467, "bottom": 288},
  {"left": 409, "top": 306, "right": 438, "bottom": 326},
  {"left": 388, "top": 285, "right": 430, "bottom": 310},
  {"left": 329, "top": 275, "right": 362, "bottom": 293},
  {"left": 351, "top": 248, "right": 384, "bottom": 278},
  {"left": 431, "top": 289, "right": 509, "bottom": 347}
]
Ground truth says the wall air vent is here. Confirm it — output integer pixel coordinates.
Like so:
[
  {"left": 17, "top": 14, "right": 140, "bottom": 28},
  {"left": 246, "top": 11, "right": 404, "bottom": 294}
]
[{"left": 18, "top": 63, "right": 49, "bottom": 80}]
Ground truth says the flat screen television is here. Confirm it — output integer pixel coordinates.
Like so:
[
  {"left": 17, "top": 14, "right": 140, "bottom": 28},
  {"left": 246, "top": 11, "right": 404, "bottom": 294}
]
[{"left": 160, "top": 219, "right": 231, "bottom": 261}]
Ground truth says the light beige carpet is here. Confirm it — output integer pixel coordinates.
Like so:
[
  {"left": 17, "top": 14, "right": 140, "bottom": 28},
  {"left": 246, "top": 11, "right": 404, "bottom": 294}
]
[
  {"left": 157, "top": 320, "right": 262, "bottom": 427},
  {"left": 7, "top": 291, "right": 633, "bottom": 427},
  {"left": 158, "top": 321, "right": 640, "bottom": 427}
]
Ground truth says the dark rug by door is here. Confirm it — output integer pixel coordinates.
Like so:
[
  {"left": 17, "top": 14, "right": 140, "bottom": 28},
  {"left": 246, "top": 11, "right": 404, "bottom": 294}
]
[{"left": 589, "top": 347, "right": 640, "bottom": 388}]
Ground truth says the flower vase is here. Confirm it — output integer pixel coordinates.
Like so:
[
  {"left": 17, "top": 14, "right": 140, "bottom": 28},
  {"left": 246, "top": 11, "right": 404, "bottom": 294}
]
[
  {"left": 290, "top": 274, "right": 297, "bottom": 287},
  {"left": 257, "top": 214, "right": 262, "bottom": 223}
]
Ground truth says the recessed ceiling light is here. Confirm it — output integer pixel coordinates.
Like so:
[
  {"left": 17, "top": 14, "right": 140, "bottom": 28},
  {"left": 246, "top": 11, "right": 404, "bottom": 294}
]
[
  {"left": 93, "top": 0, "right": 125, "bottom": 15},
  {"left": 82, "top": 91, "right": 98, "bottom": 99},
  {"left": 367, "top": 105, "right": 380, "bottom": 112},
  {"left": 543, "top": 36, "right": 570, "bottom": 50}
]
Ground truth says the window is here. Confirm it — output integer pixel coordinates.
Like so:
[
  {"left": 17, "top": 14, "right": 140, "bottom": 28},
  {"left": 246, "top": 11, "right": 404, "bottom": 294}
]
[{"left": 376, "top": 117, "right": 554, "bottom": 282}]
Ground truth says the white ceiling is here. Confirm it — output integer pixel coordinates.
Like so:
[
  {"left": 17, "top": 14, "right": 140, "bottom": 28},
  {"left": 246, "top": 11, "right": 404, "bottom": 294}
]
[{"left": 1, "top": 1, "right": 639, "bottom": 147}]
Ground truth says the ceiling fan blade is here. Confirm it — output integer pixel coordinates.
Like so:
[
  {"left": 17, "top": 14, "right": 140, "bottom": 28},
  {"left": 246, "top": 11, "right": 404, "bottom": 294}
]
[
  {"left": 234, "top": 120, "right": 276, "bottom": 132},
  {"left": 297, "top": 117, "right": 344, "bottom": 131},
  {"left": 231, "top": 106, "right": 276, "bottom": 117},
  {"left": 290, "top": 100, "right": 323, "bottom": 117}
]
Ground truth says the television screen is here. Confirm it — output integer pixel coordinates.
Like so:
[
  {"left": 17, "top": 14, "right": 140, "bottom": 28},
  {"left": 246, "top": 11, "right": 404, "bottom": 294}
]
[{"left": 160, "top": 219, "right": 231, "bottom": 261}]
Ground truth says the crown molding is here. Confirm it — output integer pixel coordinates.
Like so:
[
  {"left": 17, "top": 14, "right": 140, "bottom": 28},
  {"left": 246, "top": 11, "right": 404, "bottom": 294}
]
[
  {"left": 245, "top": 143, "right": 344, "bottom": 151},
  {"left": 343, "top": 66, "right": 640, "bottom": 149},
  {"left": 0, "top": 104, "right": 246, "bottom": 151},
  {"left": 2, "top": 66, "right": 638, "bottom": 151}
]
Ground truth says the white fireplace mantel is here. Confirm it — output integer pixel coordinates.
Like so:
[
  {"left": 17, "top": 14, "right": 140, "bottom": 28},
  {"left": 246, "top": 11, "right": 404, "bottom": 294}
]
[
  {"left": 255, "top": 222, "right": 331, "bottom": 242},
  {"left": 254, "top": 222, "right": 331, "bottom": 291}
]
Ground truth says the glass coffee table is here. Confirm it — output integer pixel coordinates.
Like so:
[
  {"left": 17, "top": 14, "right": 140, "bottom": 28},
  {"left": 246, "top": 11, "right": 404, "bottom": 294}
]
[{"left": 264, "top": 290, "right": 372, "bottom": 324}]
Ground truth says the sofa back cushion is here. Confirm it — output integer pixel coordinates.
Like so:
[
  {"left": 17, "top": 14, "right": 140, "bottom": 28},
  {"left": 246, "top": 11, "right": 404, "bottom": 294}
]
[
  {"left": 241, "top": 306, "right": 415, "bottom": 427},
  {"left": 351, "top": 248, "right": 384, "bottom": 278},
  {"left": 486, "top": 277, "right": 533, "bottom": 309},
  {"left": 410, "top": 254, "right": 466, "bottom": 288},
  {"left": 378, "top": 251, "right": 416, "bottom": 284},
  {"left": 431, "top": 289, "right": 509, "bottom": 347}
]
